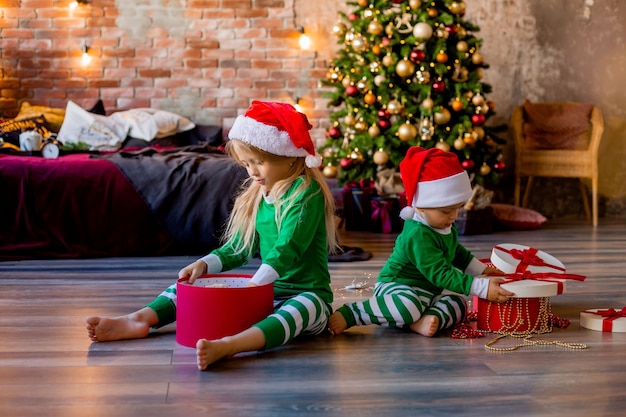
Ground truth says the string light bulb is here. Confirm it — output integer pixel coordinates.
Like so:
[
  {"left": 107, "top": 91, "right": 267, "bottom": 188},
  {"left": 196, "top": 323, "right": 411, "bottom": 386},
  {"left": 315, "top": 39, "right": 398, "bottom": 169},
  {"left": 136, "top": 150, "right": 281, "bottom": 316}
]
[
  {"left": 298, "top": 28, "right": 311, "bottom": 50},
  {"left": 69, "top": 0, "right": 89, "bottom": 10},
  {"left": 81, "top": 44, "right": 92, "bottom": 66}
]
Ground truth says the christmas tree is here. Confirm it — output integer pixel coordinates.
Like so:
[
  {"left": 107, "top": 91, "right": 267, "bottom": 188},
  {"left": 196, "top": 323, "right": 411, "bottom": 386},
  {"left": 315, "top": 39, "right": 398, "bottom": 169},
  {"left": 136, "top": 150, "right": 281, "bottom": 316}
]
[{"left": 320, "top": 0, "right": 506, "bottom": 187}]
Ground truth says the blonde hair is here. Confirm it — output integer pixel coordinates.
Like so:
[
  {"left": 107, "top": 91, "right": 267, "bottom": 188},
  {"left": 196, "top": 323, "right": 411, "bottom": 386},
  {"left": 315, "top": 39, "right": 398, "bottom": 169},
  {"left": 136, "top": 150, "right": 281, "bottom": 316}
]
[{"left": 222, "top": 139, "right": 338, "bottom": 259}]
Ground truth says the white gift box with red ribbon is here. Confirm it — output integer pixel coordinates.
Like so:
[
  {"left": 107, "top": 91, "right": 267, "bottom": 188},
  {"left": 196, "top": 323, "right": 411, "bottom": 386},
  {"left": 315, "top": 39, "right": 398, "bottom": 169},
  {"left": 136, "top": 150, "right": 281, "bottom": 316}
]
[
  {"left": 580, "top": 307, "right": 626, "bottom": 332},
  {"left": 488, "top": 243, "right": 586, "bottom": 298}
]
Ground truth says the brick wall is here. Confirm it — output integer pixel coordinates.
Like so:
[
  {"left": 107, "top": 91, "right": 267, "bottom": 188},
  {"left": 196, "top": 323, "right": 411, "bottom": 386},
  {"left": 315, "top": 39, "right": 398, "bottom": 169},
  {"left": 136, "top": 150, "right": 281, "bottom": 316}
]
[{"left": 0, "top": 0, "right": 332, "bottom": 142}]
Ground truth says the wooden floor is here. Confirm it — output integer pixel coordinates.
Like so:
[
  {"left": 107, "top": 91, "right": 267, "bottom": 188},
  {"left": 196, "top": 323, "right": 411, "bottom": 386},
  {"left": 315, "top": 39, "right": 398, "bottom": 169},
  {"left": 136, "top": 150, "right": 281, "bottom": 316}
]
[{"left": 1, "top": 218, "right": 626, "bottom": 417}]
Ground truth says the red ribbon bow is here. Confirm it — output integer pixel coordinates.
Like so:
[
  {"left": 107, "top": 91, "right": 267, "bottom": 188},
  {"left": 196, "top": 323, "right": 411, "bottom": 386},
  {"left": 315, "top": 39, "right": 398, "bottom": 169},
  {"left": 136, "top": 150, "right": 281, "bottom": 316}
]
[
  {"left": 492, "top": 245, "right": 586, "bottom": 295},
  {"left": 371, "top": 199, "right": 393, "bottom": 234},
  {"left": 584, "top": 307, "right": 626, "bottom": 332}
]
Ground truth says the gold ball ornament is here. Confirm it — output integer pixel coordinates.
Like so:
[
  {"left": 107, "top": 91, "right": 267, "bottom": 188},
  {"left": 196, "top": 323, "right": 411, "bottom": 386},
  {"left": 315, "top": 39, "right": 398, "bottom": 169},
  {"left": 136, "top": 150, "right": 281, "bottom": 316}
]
[
  {"left": 354, "top": 120, "right": 368, "bottom": 132},
  {"left": 350, "top": 149, "right": 364, "bottom": 163},
  {"left": 413, "top": 22, "right": 433, "bottom": 40},
  {"left": 409, "top": 0, "right": 421, "bottom": 9},
  {"left": 344, "top": 114, "right": 356, "bottom": 125},
  {"left": 374, "top": 74, "right": 386, "bottom": 87},
  {"left": 434, "top": 108, "right": 451, "bottom": 125},
  {"left": 387, "top": 99, "right": 404, "bottom": 115},
  {"left": 368, "top": 124, "right": 381, "bottom": 138},
  {"left": 342, "top": 76, "right": 352, "bottom": 87},
  {"left": 479, "top": 163, "right": 491, "bottom": 176},
  {"left": 332, "top": 22, "right": 347, "bottom": 37},
  {"left": 364, "top": 92, "right": 377, "bottom": 105},
  {"left": 356, "top": 80, "right": 368, "bottom": 91},
  {"left": 368, "top": 20, "right": 383, "bottom": 36},
  {"left": 456, "top": 41, "right": 469, "bottom": 52},
  {"left": 323, "top": 164, "right": 338, "bottom": 179},
  {"left": 421, "top": 97, "right": 434, "bottom": 110},
  {"left": 395, "top": 59, "right": 415, "bottom": 78},
  {"left": 373, "top": 149, "right": 389, "bottom": 165},
  {"left": 398, "top": 122, "right": 418, "bottom": 141},
  {"left": 351, "top": 35, "right": 369, "bottom": 53},
  {"left": 357, "top": 0, "right": 368, "bottom": 6},
  {"left": 451, "top": 98, "right": 464, "bottom": 111},
  {"left": 463, "top": 132, "right": 476, "bottom": 146},
  {"left": 476, "top": 68, "right": 484, "bottom": 79},
  {"left": 427, "top": 7, "right": 438, "bottom": 18},
  {"left": 454, "top": 137, "right": 466, "bottom": 150},
  {"left": 473, "top": 126, "right": 485, "bottom": 140},
  {"left": 457, "top": 26, "right": 467, "bottom": 38},
  {"left": 415, "top": 68, "right": 431, "bottom": 84},
  {"left": 449, "top": 1, "right": 466, "bottom": 15},
  {"left": 471, "top": 51, "right": 484, "bottom": 65},
  {"left": 382, "top": 54, "right": 395, "bottom": 67},
  {"left": 435, "top": 140, "right": 451, "bottom": 152}
]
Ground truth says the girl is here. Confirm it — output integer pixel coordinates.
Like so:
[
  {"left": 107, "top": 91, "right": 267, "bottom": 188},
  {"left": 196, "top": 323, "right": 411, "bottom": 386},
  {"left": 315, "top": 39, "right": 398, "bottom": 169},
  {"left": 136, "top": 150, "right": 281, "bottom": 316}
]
[
  {"left": 328, "top": 146, "right": 514, "bottom": 337},
  {"left": 86, "top": 101, "right": 338, "bottom": 370}
]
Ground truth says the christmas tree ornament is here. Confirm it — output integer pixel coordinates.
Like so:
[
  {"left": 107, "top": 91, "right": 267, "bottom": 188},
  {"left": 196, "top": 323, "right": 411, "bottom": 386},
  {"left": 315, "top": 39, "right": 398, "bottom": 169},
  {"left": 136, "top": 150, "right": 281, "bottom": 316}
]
[
  {"left": 409, "top": 49, "right": 426, "bottom": 63},
  {"left": 395, "top": 59, "right": 415, "bottom": 78},
  {"left": 354, "top": 120, "right": 368, "bottom": 132},
  {"left": 427, "top": 7, "right": 438, "bottom": 18},
  {"left": 454, "top": 137, "right": 466, "bottom": 150},
  {"left": 471, "top": 51, "right": 484, "bottom": 65},
  {"left": 463, "top": 132, "right": 476, "bottom": 146},
  {"left": 368, "top": 124, "right": 381, "bottom": 138},
  {"left": 479, "top": 162, "right": 491, "bottom": 176},
  {"left": 449, "top": 1, "right": 466, "bottom": 15},
  {"left": 350, "top": 149, "right": 364, "bottom": 163},
  {"left": 436, "top": 51, "right": 449, "bottom": 63},
  {"left": 372, "top": 44, "right": 381, "bottom": 55},
  {"left": 378, "top": 109, "right": 390, "bottom": 119},
  {"left": 382, "top": 54, "right": 395, "bottom": 67},
  {"left": 457, "top": 25, "right": 467, "bottom": 38},
  {"left": 445, "top": 25, "right": 458, "bottom": 36},
  {"left": 435, "top": 140, "right": 451, "bottom": 152},
  {"left": 412, "top": 22, "right": 433, "bottom": 40},
  {"left": 451, "top": 97, "right": 464, "bottom": 111},
  {"left": 346, "top": 85, "right": 359, "bottom": 97},
  {"left": 357, "top": 0, "right": 368, "bottom": 6},
  {"left": 421, "top": 97, "right": 435, "bottom": 110},
  {"left": 456, "top": 41, "right": 469, "bottom": 52},
  {"left": 323, "top": 164, "right": 338, "bottom": 178},
  {"left": 472, "top": 93, "right": 485, "bottom": 106},
  {"left": 398, "top": 122, "right": 417, "bottom": 141},
  {"left": 473, "top": 126, "right": 485, "bottom": 140},
  {"left": 374, "top": 74, "right": 386, "bottom": 87},
  {"left": 471, "top": 113, "right": 486, "bottom": 126},
  {"left": 373, "top": 149, "right": 390, "bottom": 165},
  {"left": 436, "top": 28, "right": 449, "bottom": 40},
  {"left": 387, "top": 99, "right": 403, "bottom": 115},
  {"left": 378, "top": 118, "right": 391, "bottom": 130},
  {"left": 409, "top": 0, "right": 421, "bottom": 9},
  {"left": 327, "top": 126, "right": 342, "bottom": 139},
  {"left": 434, "top": 107, "right": 451, "bottom": 125},
  {"left": 342, "top": 76, "right": 352, "bottom": 87},
  {"left": 332, "top": 22, "right": 347, "bottom": 37},
  {"left": 494, "top": 160, "right": 506, "bottom": 172},
  {"left": 363, "top": 9, "right": 373, "bottom": 18},
  {"left": 351, "top": 35, "right": 368, "bottom": 52},
  {"left": 344, "top": 113, "right": 356, "bottom": 125},
  {"left": 364, "top": 92, "right": 377, "bottom": 105},
  {"left": 340, "top": 157, "right": 354, "bottom": 169},
  {"left": 475, "top": 67, "right": 484, "bottom": 79},
  {"left": 432, "top": 79, "right": 446, "bottom": 93},
  {"left": 415, "top": 68, "right": 431, "bottom": 84},
  {"left": 356, "top": 80, "right": 368, "bottom": 91},
  {"left": 461, "top": 158, "right": 475, "bottom": 170}
]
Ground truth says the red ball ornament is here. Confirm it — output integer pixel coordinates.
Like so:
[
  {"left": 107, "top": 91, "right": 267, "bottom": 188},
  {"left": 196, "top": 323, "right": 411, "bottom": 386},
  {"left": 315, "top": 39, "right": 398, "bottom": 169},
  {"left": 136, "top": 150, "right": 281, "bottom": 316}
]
[
  {"left": 461, "top": 159, "right": 475, "bottom": 170},
  {"left": 327, "top": 126, "right": 342, "bottom": 139},
  {"left": 340, "top": 157, "right": 353, "bottom": 169},
  {"left": 409, "top": 49, "right": 426, "bottom": 63},
  {"left": 445, "top": 25, "right": 458, "bottom": 35},
  {"left": 432, "top": 79, "right": 445, "bottom": 93},
  {"left": 346, "top": 85, "right": 359, "bottom": 97},
  {"left": 471, "top": 113, "right": 486, "bottom": 126},
  {"left": 494, "top": 161, "right": 506, "bottom": 172},
  {"left": 378, "top": 119, "right": 391, "bottom": 130},
  {"left": 348, "top": 13, "right": 358, "bottom": 21},
  {"left": 377, "top": 109, "right": 390, "bottom": 119}
]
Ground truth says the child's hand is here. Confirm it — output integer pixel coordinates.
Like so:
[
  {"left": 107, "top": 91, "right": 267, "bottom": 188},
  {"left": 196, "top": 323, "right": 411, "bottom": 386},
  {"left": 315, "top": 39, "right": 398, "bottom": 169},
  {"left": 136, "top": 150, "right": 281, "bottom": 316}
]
[
  {"left": 178, "top": 259, "right": 208, "bottom": 284},
  {"left": 486, "top": 277, "right": 515, "bottom": 303},
  {"left": 483, "top": 265, "right": 505, "bottom": 275}
]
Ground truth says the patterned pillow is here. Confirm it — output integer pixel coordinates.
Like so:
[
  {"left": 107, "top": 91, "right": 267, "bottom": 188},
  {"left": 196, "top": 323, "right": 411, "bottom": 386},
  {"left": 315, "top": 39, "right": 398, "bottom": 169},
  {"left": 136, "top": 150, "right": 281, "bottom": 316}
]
[
  {"left": 0, "top": 115, "right": 51, "bottom": 147},
  {"left": 14, "top": 102, "right": 66, "bottom": 132},
  {"left": 522, "top": 101, "right": 593, "bottom": 150}
]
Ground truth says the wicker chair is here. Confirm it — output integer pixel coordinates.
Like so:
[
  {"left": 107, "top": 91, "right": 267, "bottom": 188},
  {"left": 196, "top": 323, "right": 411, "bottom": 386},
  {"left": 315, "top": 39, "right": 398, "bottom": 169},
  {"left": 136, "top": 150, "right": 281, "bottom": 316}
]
[{"left": 511, "top": 102, "right": 604, "bottom": 226}]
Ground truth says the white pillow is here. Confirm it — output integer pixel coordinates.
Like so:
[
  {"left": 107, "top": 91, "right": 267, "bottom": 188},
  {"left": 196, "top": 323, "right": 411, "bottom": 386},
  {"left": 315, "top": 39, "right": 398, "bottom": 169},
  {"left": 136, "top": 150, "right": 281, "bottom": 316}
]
[
  {"left": 109, "top": 108, "right": 195, "bottom": 141},
  {"left": 57, "top": 101, "right": 127, "bottom": 151}
]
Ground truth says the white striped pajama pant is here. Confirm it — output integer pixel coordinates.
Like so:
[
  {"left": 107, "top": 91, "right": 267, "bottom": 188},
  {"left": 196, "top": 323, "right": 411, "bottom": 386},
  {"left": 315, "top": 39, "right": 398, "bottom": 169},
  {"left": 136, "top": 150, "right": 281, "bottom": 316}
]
[{"left": 342, "top": 281, "right": 467, "bottom": 331}]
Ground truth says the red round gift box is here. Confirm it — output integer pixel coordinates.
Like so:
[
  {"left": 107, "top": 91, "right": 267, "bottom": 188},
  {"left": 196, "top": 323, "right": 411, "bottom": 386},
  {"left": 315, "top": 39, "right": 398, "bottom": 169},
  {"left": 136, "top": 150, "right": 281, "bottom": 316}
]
[
  {"left": 176, "top": 274, "right": 274, "bottom": 347},
  {"left": 476, "top": 296, "right": 551, "bottom": 335}
]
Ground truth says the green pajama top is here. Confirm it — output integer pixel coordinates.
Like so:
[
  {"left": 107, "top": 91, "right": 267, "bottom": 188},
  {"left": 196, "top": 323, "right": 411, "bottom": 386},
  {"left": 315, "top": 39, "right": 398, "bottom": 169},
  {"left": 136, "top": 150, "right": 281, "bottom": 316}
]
[
  {"left": 377, "top": 220, "right": 475, "bottom": 296},
  {"left": 211, "top": 177, "right": 333, "bottom": 305}
]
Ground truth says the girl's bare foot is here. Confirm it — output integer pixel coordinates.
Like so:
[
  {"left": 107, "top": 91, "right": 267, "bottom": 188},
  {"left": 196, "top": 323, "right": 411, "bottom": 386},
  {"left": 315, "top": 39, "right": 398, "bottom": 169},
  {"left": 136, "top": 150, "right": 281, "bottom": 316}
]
[
  {"left": 328, "top": 311, "right": 348, "bottom": 335},
  {"left": 196, "top": 338, "right": 232, "bottom": 370},
  {"left": 86, "top": 308, "right": 158, "bottom": 342},
  {"left": 409, "top": 315, "right": 439, "bottom": 337}
]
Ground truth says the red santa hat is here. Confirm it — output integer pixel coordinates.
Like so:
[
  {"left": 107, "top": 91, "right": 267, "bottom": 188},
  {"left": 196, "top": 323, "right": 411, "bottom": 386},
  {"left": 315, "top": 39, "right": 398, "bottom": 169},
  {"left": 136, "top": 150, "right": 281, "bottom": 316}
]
[
  {"left": 228, "top": 100, "right": 322, "bottom": 168},
  {"left": 398, "top": 146, "right": 473, "bottom": 220}
]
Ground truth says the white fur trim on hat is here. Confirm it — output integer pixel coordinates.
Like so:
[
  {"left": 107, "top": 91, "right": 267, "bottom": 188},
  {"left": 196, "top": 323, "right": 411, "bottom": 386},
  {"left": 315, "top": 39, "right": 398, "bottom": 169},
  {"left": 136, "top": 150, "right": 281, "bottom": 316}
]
[{"left": 412, "top": 171, "right": 473, "bottom": 209}]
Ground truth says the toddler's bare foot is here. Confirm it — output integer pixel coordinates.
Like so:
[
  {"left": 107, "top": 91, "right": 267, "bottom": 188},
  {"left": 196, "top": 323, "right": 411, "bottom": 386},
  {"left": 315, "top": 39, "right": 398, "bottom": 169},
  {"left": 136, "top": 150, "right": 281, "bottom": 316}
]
[
  {"left": 328, "top": 311, "right": 348, "bottom": 335},
  {"left": 86, "top": 315, "right": 151, "bottom": 342},
  {"left": 409, "top": 315, "right": 439, "bottom": 337},
  {"left": 196, "top": 338, "right": 232, "bottom": 370}
]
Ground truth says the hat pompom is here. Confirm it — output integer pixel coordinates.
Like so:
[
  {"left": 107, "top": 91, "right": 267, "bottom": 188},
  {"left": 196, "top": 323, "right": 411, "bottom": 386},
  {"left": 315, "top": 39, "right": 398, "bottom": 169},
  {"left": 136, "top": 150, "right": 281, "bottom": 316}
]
[
  {"left": 305, "top": 153, "right": 322, "bottom": 168},
  {"left": 400, "top": 206, "right": 415, "bottom": 220}
]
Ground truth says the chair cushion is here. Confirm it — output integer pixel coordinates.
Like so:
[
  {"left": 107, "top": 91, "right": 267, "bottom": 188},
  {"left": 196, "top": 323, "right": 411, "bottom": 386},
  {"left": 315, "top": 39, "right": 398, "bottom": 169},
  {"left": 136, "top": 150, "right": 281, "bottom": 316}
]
[
  {"left": 490, "top": 203, "right": 547, "bottom": 230},
  {"left": 523, "top": 101, "right": 593, "bottom": 150}
]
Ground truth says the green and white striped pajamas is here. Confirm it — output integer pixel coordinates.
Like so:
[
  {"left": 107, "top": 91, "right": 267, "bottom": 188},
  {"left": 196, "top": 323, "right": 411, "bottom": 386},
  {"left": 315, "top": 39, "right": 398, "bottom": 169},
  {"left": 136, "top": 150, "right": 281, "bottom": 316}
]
[{"left": 336, "top": 281, "right": 467, "bottom": 331}]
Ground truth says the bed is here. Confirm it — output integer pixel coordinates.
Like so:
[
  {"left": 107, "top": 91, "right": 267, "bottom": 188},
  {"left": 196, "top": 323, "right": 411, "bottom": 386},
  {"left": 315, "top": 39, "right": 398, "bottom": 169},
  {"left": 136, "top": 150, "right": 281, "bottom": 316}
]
[{"left": 0, "top": 116, "right": 249, "bottom": 261}]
